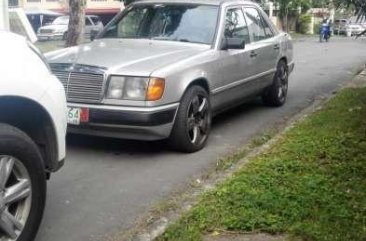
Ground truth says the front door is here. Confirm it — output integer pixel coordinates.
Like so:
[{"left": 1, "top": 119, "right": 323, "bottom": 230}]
[{"left": 213, "top": 6, "right": 255, "bottom": 110}]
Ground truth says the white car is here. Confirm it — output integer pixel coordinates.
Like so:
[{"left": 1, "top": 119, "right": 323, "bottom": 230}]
[
  {"left": 345, "top": 23, "right": 365, "bottom": 36},
  {"left": 0, "top": 31, "right": 67, "bottom": 241},
  {"left": 37, "top": 15, "right": 104, "bottom": 41}
]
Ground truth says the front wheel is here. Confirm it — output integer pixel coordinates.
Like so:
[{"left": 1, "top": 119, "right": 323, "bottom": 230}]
[
  {"left": 262, "top": 60, "right": 289, "bottom": 107},
  {"left": 169, "top": 86, "right": 212, "bottom": 153},
  {"left": 0, "top": 124, "right": 46, "bottom": 241}
]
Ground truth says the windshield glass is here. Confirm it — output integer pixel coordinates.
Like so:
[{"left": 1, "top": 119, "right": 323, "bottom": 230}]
[
  {"left": 52, "top": 16, "right": 69, "bottom": 25},
  {"left": 100, "top": 4, "right": 219, "bottom": 45}
]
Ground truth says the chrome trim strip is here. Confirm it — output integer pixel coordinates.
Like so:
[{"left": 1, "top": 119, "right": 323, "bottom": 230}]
[
  {"left": 212, "top": 68, "right": 276, "bottom": 94},
  {"left": 67, "top": 102, "right": 180, "bottom": 113},
  {"left": 50, "top": 63, "right": 107, "bottom": 74}
]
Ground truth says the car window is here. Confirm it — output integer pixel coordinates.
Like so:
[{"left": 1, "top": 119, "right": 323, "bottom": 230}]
[
  {"left": 52, "top": 16, "right": 69, "bottom": 25},
  {"left": 244, "top": 8, "right": 267, "bottom": 42},
  {"left": 260, "top": 14, "right": 274, "bottom": 38},
  {"left": 85, "top": 17, "right": 92, "bottom": 26},
  {"left": 101, "top": 4, "right": 219, "bottom": 45},
  {"left": 91, "top": 17, "right": 101, "bottom": 24},
  {"left": 225, "top": 7, "right": 250, "bottom": 44}
]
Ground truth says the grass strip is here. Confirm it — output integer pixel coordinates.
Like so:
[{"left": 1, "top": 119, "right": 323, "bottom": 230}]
[{"left": 159, "top": 87, "right": 366, "bottom": 241}]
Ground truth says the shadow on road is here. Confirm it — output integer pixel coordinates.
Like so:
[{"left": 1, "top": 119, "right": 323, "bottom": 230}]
[{"left": 66, "top": 98, "right": 266, "bottom": 154}]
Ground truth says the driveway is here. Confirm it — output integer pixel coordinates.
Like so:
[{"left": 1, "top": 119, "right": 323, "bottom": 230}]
[{"left": 35, "top": 37, "right": 366, "bottom": 241}]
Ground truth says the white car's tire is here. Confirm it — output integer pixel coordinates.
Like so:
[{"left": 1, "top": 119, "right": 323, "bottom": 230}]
[{"left": 0, "top": 124, "right": 46, "bottom": 241}]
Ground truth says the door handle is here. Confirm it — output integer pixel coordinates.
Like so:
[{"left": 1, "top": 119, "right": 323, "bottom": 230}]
[
  {"left": 250, "top": 51, "right": 258, "bottom": 58},
  {"left": 274, "top": 44, "right": 280, "bottom": 50}
]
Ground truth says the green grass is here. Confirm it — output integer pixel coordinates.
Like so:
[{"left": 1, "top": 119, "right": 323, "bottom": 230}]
[
  {"left": 35, "top": 40, "right": 66, "bottom": 53},
  {"left": 158, "top": 87, "right": 366, "bottom": 241}
]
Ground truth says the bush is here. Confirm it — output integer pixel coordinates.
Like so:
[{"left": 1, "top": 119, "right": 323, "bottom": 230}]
[
  {"left": 298, "top": 14, "right": 312, "bottom": 34},
  {"left": 314, "top": 22, "right": 321, "bottom": 35}
]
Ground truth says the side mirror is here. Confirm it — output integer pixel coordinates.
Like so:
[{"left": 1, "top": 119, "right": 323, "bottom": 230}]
[
  {"left": 90, "top": 29, "right": 100, "bottom": 41},
  {"left": 221, "top": 38, "right": 245, "bottom": 50}
]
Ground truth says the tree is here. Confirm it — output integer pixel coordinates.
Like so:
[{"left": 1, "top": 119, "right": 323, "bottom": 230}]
[
  {"left": 334, "top": 0, "right": 366, "bottom": 37},
  {"left": 334, "top": 0, "right": 366, "bottom": 18},
  {"left": 122, "top": 0, "right": 135, "bottom": 7},
  {"left": 65, "top": 0, "right": 86, "bottom": 47},
  {"left": 274, "top": 0, "right": 312, "bottom": 32}
]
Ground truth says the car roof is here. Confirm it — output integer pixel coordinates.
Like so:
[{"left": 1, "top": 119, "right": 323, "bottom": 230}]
[{"left": 134, "top": 0, "right": 257, "bottom": 7}]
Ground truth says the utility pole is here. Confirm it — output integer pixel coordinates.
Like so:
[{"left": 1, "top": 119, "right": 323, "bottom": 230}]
[{"left": 0, "top": 0, "right": 9, "bottom": 30}]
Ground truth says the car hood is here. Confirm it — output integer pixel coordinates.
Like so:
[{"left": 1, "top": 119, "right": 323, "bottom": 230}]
[
  {"left": 39, "top": 24, "right": 67, "bottom": 31},
  {"left": 46, "top": 38, "right": 211, "bottom": 76}
]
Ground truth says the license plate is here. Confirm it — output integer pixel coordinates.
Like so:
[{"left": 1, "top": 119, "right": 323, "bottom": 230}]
[{"left": 67, "top": 108, "right": 81, "bottom": 125}]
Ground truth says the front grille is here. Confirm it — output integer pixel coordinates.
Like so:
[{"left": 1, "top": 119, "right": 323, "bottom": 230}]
[
  {"left": 40, "top": 29, "right": 54, "bottom": 34},
  {"left": 51, "top": 65, "right": 105, "bottom": 103}
]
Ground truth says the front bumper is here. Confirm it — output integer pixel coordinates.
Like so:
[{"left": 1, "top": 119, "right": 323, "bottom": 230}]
[{"left": 67, "top": 103, "right": 179, "bottom": 141}]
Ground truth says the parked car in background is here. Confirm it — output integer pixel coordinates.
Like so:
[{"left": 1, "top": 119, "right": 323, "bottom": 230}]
[
  {"left": 333, "top": 19, "right": 347, "bottom": 35},
  {"left": 334, "top": 17, "right": 366, "bottom": 36},
  {"left": 0, "top": 31, "right": 67, "bottom": 241},
  {"left": 345, "top": 22, "right": 365, "bottom": 36},
  {"left": 37, "top": 15, "right": 103, "bottom": 40},
  {"left": 46, "top": 0, "right": 294, "bottom": 153}
]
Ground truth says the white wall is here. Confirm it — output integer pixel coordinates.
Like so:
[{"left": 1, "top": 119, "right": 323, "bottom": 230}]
[{"left": 0, "top": 0, "right": 9, "bottom": 30}]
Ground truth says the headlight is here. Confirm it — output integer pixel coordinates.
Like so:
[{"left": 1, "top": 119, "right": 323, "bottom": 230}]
[
  {"left": 106, "top": 76, "right": 125, "bottom": 99},
  {"left": 124, "top": 77, "right": 149, "bottom": 100},
  {"left": 106, "top": 76, "right": 165, "bottom": 101}
]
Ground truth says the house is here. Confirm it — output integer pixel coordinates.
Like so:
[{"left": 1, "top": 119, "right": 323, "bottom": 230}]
[{"left": 9, "top": 0, "right": 124, "bottom": 24}]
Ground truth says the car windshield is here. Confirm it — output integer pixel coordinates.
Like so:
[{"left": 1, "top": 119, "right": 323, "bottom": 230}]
[
  {"left": 52, "top": 16, "right": 69, "bottom": 25},
  {"left": 99, "top": 4, "right": 219, "bottom": 45}
]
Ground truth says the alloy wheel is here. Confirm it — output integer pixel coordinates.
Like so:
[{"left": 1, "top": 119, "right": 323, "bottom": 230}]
[
  {"left": 277, "top": 65, "right": 288, "bottom": 102},
  {"left": 186, "top": 95, "right": 210, "bottom": 145},
  {"left": 0, "top": 156, "right": 32, "bottom": 241}
]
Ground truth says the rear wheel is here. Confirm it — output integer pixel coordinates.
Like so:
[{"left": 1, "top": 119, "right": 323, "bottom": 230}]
[
  {"left": 0, "top": 124, "right": 46, "bottom": 241},
  {"left": 169, "top": 86, "right": 211, "bottom": 153},
  {"left": 262, "top": 60, "right": 289, "bottom": 107}
]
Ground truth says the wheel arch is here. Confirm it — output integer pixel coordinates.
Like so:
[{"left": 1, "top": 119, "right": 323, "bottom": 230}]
[
  {"left": 186, "top": 78, "right": 210, "bottom": 95},
  {"left": 0, "top": 96, "right": 59, "bottom": 173},
  {"left": 279, "top": 56, "right": 288, "bottom": 66}
]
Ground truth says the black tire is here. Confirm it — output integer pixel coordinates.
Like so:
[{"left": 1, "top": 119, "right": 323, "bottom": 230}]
[
  {"left": 0, "top": 123, "right": 46, "bottom": 241},
  {"left": 262, "top": 60, "right": 289, "bottom": 107},
  {"left": 169, "top": 86, "right": 212, "bottom": 153}
]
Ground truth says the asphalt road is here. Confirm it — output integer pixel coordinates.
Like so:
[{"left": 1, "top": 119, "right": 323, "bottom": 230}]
[{"left": 35, "top": 37, "right": 366, "bottom": 241}]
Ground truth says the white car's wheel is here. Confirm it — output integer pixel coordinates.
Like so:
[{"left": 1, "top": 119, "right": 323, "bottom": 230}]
[{"left": 0, "top": 124, "right": 46, "bottom": 241}]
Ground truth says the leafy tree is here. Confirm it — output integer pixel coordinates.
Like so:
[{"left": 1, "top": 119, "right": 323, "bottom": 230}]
[
  {"left": 334, "top": 0, "right": 366, "bottom": 19},
  {"left": 274, "top": 0, "right": 312, "bottom": 32},
  {"left": 312, "top": 0, "right": 332, "bottom": 8},
  {"left": 334, "top": 0, "right": 366, "bottom": 37}
]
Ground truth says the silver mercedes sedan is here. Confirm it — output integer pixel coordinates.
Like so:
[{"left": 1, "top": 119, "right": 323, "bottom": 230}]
[{"left": 46, "top": 0, "right": 294, "bottom": 153}]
